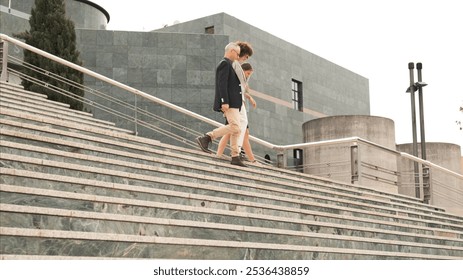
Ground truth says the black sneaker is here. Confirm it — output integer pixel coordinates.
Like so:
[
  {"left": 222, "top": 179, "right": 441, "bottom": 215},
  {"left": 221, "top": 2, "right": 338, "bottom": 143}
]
[
  {"left": 239, "top": 151, "right": 246, "bottom": 161},
  {"left": 196, "top": 134, "right": 211, "bottom": 153},
  {"left": 231, "top": 156, "right": 247, "bottom": 167}
]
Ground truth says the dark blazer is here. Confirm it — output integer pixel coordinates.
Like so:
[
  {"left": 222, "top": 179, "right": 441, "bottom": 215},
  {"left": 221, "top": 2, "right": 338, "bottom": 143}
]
[{"left": 213, "top": 58, "right": 242, "bottom": 112}]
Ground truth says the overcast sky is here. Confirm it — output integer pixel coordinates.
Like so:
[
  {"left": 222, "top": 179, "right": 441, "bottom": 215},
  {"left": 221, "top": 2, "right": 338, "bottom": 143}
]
[{"left": 94, "top": 0, "right": 463, "bottom": 154}]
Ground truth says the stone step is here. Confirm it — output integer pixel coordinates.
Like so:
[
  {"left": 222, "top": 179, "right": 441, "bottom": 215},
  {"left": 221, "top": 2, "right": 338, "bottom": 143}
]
[
  {"left": 3, "top": 150, "right": 461, "bottom": 235},
  {"left": 1, "top": 204, "right": 461, "bottom": 258},
  {"left": 0, "top": 82, "right": 59, "bottom": 102},
  {"left": 2, "top": 139, "right": 461, "bottom": 230},
  {"left": 2, "top": 80, "right": 462, "bottom": 260},
  {"left": 0, "top": 87, "right": 72, "bottom": 109},
  {"left": 1, "top": 118, "right": 453, "bottom": 222},
  {"left": 0, "top": 107, "right": 134, "bottom": 137},
  {"left": 2, "top": 174, "right": 462, "bottom": 247},
  {"left": 1, "top": 227, "right": 457, "bottom": 260},
  {"left": 0, "top": 100, "right": 443, "bottom": 215},
  {"left": 0, "top": 89, "right": 94, "bottom": 117},
  {"left": 0, "top": 102, "right": 117, "bottom": 127},
  {"left": 0, "top": 82, "right": 132, "bottom": 132}
]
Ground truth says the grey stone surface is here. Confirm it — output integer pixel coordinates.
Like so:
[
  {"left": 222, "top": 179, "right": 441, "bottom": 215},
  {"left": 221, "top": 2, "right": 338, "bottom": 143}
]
[
  {"left": 149, "top": 13, "right": 370, "bottom": 157},
  {"left": 1, "top": 84, "right": 463, "bottom": 260}
]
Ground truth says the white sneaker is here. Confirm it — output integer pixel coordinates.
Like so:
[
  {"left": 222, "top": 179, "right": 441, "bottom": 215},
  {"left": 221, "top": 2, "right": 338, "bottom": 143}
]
[
  {"left": 248, "top": 160, "right": 263, "bottom": 166},
  {"left": 215, "top": 154, "right": 228, "bottom": 160}
]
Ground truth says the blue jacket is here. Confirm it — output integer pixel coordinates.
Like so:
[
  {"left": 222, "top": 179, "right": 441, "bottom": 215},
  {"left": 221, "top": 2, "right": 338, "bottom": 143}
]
[{"left": 213, "top": 58, "right": 242, "bottom": 112}]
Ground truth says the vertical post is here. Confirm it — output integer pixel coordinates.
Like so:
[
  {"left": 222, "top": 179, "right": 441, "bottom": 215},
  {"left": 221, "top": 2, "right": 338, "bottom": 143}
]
[
  {"left": 350, "top": 144, "right": 360, "bottom": 184},
  {"left": 427, "top": 167, "right": 433, "bottom": 204},
  {"left": 422, "top": 166, "right": 430, "bottom": 204},
  {"left": 417, "top": 62, "right": 430, "bottom": 203},
  {"left": 408, "top": 62, "right": 421, "bottom": 198},
  {"left": 134, "top": 94, "right": 138, "bottom": 136},
  {"left": 416, "top": 62, "right": 426, "bottom": 160},
  {"left": 276, "top": 152, "right": 287, "bottom": 168},
  {"left": 294, "top": 149, "right": 303, "bottom": 173},
  {"left": 0, "top": 40, "right": 9, "bottom": 82}
]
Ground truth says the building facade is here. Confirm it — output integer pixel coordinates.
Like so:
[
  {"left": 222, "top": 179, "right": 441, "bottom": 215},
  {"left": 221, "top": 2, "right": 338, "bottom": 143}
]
[{"left": 1, "top": 0, "right": 370, "bottom": 162}]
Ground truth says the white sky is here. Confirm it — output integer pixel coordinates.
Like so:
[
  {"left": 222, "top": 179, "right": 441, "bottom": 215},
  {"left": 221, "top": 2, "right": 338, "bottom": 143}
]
[{"left": 94, "top": 0, "right": 463, "bottom": 153}]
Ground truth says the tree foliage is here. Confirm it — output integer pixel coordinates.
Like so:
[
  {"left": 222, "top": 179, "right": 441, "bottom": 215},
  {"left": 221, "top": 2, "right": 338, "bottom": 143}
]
[
  {"left": 458, "top": 105, "right": 463, "bottom": 131},
  {"left": 15, "top": 0, "right": 84, "bottom": 110}
]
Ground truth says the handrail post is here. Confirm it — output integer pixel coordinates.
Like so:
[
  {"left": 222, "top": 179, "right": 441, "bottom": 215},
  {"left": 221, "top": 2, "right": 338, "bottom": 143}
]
[
  {"left": 276, "top": 152, "right": 287, "bottom": 168},
  {"left": 0, "top": 39, "right": 9, "bottom": 82},
  {"left": 134, "top": 94, "right": 138, "bottom": 136},
  {"left": 350, "top": 144, "right": 360, "bottom": 184},
  {"left": 422, "top": 165, "right": 431, "bottom": 204}
]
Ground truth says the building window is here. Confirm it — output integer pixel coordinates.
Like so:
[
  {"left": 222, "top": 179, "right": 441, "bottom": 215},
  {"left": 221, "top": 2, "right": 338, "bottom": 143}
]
[
  {"left": 292, "top": 79, "right": 303, "bottom": 111},
  {"left": 205, "top": 26, "right": 215, "bottom": 34}
]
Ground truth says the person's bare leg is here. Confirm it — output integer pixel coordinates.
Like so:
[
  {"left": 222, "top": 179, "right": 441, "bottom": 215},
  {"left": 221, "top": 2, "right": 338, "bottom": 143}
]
[
  {"left": 242, "top": 128, "right": 255, "bottom": 161},
  {"left": 216, "top": 133, "right": 230, "bottom": 157}
]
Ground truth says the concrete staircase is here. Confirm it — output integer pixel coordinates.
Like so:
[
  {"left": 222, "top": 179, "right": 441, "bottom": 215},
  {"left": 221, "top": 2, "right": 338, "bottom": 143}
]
[{"left": 1, "top": 81, "right": 462, "bottom": 260}]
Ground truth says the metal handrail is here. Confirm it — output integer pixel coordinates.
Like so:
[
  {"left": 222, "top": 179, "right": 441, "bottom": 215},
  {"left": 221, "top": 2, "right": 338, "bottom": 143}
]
[
  {"left": 400, "top": 152, "right": 462, "bottom": 179},
  {"left": 0, "top": 34, "right": 224, "bottom": 131},
  {"left": 1, "top": 33, "right": 462, "bottom": 184}
]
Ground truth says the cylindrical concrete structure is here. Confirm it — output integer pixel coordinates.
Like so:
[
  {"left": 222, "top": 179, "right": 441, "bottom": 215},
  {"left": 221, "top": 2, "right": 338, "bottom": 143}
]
[
  {"left": 303, "top": 115, "right": 398, "bottom": 192},
  {"left": 303, "top": 115, "right": 396, "bottom": 148},
  {"left": 397, "top": 143, "right": 461, "bottom": 173},
  {"left": 0, "top": 0, "right": 109, "bottom": 35},
  {"left": 66, "top": 0, "right": 109, "bottom": 30},
  {"left": 397, "top": 142, "right": 463, "bottom": 215}
]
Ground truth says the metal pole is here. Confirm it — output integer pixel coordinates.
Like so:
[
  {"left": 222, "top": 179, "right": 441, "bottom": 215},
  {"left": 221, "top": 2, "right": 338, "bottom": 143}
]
[
  {"left": 408, "top": 62, "right": 420, "bottom": 198},
  {"left": 417, "top": 62, "right": 430, "bottom": 203},
  {"left": 416, "top": 62, "right": 426, "bottom": 160}
]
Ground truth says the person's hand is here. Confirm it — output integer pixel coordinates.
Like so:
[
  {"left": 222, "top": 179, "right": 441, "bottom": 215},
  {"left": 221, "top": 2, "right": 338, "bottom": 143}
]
[
  {"left": 250, "top": 97, "right": 257, "bottom": 109},
  {"left": 221, "top": 104, "right": 230, "bottom": 112}
]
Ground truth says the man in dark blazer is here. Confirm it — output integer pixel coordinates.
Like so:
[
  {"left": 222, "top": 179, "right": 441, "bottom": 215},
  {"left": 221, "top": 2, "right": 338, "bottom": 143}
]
[{"left": 196, "top": 42, "right": 246, "bottom": 167}]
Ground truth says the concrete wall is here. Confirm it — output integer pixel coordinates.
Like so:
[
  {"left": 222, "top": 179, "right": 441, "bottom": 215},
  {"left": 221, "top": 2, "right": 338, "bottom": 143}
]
[
  {"left": 158, "top": 13, "right": 370, "bottom": 152},
  {"left": 302, "top": 115, "right": 398, "bottom": 193},
  {"left": 74, "top": 13, "right": 371, "bottom": 160},
  {"left": 0, "top": 9, "right": 29, "bottom": 36},
  {"left": 75, "top": 29, "right": 232, "bottom": 147}
]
